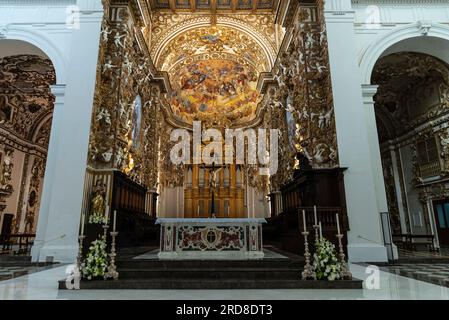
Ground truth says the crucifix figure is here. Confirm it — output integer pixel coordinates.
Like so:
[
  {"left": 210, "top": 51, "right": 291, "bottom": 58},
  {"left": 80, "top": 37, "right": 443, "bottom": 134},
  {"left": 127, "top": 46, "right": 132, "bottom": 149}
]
[{"left": 204, "top": 162, "right": 222, "bottom": 218}]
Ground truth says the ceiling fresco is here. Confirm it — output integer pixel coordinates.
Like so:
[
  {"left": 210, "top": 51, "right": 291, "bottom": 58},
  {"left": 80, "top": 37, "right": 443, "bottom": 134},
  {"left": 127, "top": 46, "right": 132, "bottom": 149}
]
[
  {"left": 157, "top": 26, "right": 269, "bottom": 72},
  {"left": 147, "top": 8, "right": 281, "bottom": 127},
  {"left": 169, "top": 58, "right": 260, "bottom": 125}
]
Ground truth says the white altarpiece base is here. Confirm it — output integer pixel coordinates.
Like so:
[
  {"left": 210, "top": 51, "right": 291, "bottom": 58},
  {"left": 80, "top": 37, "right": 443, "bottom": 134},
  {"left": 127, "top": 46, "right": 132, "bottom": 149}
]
[{"left": 156, "top": 218, "right": 266, "bottom": 260}]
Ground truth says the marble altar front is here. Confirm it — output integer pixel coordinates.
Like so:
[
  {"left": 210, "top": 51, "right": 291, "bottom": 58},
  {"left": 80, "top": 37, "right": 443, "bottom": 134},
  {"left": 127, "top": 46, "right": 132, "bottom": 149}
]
[{"left": 156, "top": 218, "right": 266, "bottom": 260}]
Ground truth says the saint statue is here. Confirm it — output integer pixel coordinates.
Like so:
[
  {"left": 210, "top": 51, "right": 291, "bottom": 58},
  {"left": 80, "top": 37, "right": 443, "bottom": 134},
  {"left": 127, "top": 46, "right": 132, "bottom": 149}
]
[{"left": 89, "top": 179, "right": 106, "bottom": 224}]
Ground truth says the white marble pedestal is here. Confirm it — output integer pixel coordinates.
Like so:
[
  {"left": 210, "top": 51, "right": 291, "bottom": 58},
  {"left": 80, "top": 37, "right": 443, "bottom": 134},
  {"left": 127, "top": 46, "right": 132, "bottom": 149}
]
[{"left": 156, "top": 218, "right": 266, "bottom": 260}]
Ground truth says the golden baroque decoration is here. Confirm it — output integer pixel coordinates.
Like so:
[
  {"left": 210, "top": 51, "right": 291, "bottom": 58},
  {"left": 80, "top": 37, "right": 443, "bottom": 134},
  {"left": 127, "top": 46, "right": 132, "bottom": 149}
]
[
  {"left": 0, "top": 55, "right": 56, "bottom": 141},
  {"left": 149, "top": 12, "right": 277, "bottom": 65},
  {"left": 88, "top": 5, "right": 162, "bottom": 189},
  {"left": 264, "top": 2, "right": 339, "bottom": 188},
  {"left": 0, "top": 146, "right": 14, "bottom": 192}
]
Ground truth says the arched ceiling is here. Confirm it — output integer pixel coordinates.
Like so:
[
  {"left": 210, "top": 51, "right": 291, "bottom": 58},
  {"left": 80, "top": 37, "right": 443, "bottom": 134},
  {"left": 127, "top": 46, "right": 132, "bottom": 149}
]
[
  {"left": 372, "top": 52, "right": 449, "bottom": 142},
  {"left": 148, "top": 11, "right": 282, "bottom": 127}
]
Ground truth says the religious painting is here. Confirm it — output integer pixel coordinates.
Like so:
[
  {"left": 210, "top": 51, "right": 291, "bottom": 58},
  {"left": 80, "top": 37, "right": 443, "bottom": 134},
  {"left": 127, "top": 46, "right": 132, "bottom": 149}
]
[
  {"left": 169, "top": 59, "right": 260, "bottom": 125},
  {"left": 132, "top": 95, "right": 142, "bottom": 149}
]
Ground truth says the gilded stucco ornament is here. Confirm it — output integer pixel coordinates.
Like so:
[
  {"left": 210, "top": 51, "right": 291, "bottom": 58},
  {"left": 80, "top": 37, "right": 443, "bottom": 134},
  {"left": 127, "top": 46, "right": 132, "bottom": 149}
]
[
  {"left": 264, "top": 2, "right": 339, "bottom": 189},
  {"left": 88, "top": 4, "right": 163, "bottom": 188}
]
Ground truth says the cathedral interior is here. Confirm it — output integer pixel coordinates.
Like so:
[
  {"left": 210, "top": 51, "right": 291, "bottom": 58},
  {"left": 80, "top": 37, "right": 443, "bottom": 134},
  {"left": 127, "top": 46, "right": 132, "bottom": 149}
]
[{"left": 1, "top": 0, "right": 449, "bottom": 296}]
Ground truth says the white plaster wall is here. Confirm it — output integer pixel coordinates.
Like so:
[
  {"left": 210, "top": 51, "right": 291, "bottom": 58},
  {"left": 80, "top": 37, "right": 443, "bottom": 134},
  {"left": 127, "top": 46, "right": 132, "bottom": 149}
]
[
  {"left": 0, "top": 0, "right": 104, "bottom": 262},
  {"left": 352, "top": 1, "right": 449, "bottom": 83},
  {"left": 326, "top": 0, "right": 449, "bottom": 261}
]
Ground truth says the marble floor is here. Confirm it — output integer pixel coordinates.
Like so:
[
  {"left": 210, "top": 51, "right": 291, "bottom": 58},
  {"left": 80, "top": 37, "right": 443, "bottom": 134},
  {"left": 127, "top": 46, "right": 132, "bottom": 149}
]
[{"left": 0, "top": 263, "right": 449, "bottom": 300}]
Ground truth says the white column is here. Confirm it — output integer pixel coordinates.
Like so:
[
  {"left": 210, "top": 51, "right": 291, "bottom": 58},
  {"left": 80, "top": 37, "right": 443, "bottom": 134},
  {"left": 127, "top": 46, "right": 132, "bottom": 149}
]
[
  {"left": 324, "top": 0, "right": 388, "bottom": 262},
  {"left": 361, "top": 85, "right": 389, "bottom": 213},
  {"left": 32, "top": 84, "right": 65, "bottom": 261},
  {"left": 32, "top": 2, "right": 104, "bottom": 262}
]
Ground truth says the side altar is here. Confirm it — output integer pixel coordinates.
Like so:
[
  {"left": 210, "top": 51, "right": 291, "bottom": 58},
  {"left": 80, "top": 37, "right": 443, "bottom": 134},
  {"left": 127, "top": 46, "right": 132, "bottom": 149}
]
[{"left": 156, "top": 218, "right": 266, "bottom": 260}]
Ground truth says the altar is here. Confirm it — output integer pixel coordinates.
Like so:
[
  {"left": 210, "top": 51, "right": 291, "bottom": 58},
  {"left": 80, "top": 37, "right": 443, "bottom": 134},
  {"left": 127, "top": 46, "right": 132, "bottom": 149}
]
[{"left": 156, "top": 218, "right": 266, "bottom": 260}]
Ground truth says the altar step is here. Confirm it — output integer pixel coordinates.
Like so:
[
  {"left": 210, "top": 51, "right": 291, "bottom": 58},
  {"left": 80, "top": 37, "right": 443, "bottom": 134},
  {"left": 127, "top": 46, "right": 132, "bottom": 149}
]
[
  {"left": 118, "top": 267, "right": 301, "bottom": 280},
  {"left": 68, "top": 278, "right": 362, "bottom": 289},
  {"left": 58, "top": 247, "right": 363, "bottom": 289}
]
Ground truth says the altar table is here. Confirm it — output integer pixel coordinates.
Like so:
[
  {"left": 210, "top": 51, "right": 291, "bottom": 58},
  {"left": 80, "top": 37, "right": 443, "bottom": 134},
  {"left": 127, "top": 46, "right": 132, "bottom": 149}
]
[{"left": 156, "top": 218, "right": 266, "bottom": 260}]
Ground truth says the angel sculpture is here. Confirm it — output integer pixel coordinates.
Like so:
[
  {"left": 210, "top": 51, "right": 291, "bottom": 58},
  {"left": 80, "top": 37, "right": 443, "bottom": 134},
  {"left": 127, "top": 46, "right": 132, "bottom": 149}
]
[
  {"left": 114, "top": 32, "right": 126, "bottom": 48},
  {"left": 102, "top": 58, "right": 115, "bottom": 74},
  {"left": 100, "top": 26, "right": 112, "bottom": 42}
]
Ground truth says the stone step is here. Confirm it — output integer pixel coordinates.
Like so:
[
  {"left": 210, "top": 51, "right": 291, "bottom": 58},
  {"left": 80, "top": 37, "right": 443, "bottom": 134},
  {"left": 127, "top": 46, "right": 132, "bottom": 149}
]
[
  {"left": 118, "top": 268, "right": 302, "bottom": 280},
  {"left": 116, "top": 259, "right": 303, "bottom": 269},
  {"left": 59, "top": 278, "right": 363, "bottom": 290}
]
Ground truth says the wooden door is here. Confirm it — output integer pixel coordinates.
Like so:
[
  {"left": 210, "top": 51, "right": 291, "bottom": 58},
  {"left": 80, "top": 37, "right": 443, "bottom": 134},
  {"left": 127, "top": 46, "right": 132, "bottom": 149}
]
[{"left": 433, "top": 201, "right": 449, "bottom": 245}]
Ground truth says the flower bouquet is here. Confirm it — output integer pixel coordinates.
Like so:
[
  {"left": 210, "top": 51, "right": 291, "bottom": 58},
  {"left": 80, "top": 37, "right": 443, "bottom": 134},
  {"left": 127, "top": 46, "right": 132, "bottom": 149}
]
[
  {"left": 312, "top": 238, "right": 342, "bottom": 281},
  {"left": 81, "top": 235, "right": 109, "bottom": 280}
]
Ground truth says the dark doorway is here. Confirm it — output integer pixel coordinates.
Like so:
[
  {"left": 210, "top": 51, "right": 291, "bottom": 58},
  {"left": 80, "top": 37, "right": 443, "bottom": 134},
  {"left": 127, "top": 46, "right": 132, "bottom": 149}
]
[{"left": 433, "top": 201, "right": 449, "bottom": 245}]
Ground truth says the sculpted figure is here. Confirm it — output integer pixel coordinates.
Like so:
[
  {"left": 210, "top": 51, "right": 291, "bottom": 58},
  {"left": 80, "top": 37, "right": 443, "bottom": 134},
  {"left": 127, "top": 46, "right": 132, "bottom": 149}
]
[{"left": 89, "top": 179, "right": 106, "bottom": 223}]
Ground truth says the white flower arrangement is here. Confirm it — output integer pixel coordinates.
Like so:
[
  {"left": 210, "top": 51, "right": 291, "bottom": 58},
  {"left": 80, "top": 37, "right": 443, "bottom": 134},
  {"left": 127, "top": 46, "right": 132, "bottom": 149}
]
[
  {"left": 312, "top": 238, "right": 342, "bottom": 281},
  {"left": 88, "top": 213, "right": 107, "bottom": 224},
  {"left": 81, "top": 235, "right": 109, "bottom": 280}
]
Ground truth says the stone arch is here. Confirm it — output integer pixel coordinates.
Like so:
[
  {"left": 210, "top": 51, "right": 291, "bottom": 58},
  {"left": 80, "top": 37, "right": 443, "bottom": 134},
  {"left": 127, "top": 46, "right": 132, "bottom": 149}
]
[
  {"left": 152, "top": 18, "right": 276, "bottom": 71},
  {"left": 359, "top": 22, "right": 449, "bottom": 85},
  {"left": 0, "top": 26, "right": 68, "bottom": 84}
]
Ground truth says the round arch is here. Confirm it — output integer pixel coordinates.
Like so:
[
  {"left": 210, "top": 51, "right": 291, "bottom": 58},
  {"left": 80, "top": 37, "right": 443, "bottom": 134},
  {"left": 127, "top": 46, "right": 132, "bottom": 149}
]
[
  {"left": 359, "top": 22, "right": 449, "bottom": 84},
  {"left": 152, "top": 18, "right": 276, "bottom": 71},
  {"left": 0, "top": 25, "right": 68, "bottom": 84}
]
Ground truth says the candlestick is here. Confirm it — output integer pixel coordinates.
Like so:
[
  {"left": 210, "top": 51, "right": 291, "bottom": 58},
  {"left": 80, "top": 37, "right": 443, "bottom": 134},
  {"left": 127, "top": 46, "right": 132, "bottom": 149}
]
[
  {"left": 314, "top": 205, "right": 317, "bottom": 225},
  {"left": 113, "top": 210, "right": 117, "bottom": 232},
  {"left": 336, "top": 213, "right": 340, "bottom": 235},
  {"left": 336, "top": 234, "right": 352, "bottom": 280},
  {"left": 319, "top": 221, "right": 322, "bottom": 240},
  {"left": 105, "top": 231, "right": 119, "bottom": 280},
  {"left": 75, "top": 234, "right": 85, "bottom": 285},
  {"left": 301, "top": 230, "right": 316, "bottom": 280}
]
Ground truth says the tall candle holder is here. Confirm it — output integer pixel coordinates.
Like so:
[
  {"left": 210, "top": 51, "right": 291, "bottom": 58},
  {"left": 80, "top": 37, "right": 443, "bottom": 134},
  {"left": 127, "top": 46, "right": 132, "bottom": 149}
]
[
  {"left": 105, "top": 231, "right": 119, "bottom": 280},
  {"left": 75, "top": 234, "right": 85, "bottom": 278},
  {"left": 336, "top": 234, "right": 352, "bottom": 280},
  {"left": 301, "top": 230, "right": 316, "bottom": 280},
  {"left": 312, "top": 224, "right": 320, "bottom": 244},
  {"left": 102, "top": 223, "right": 109, "bottom": 239}
]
